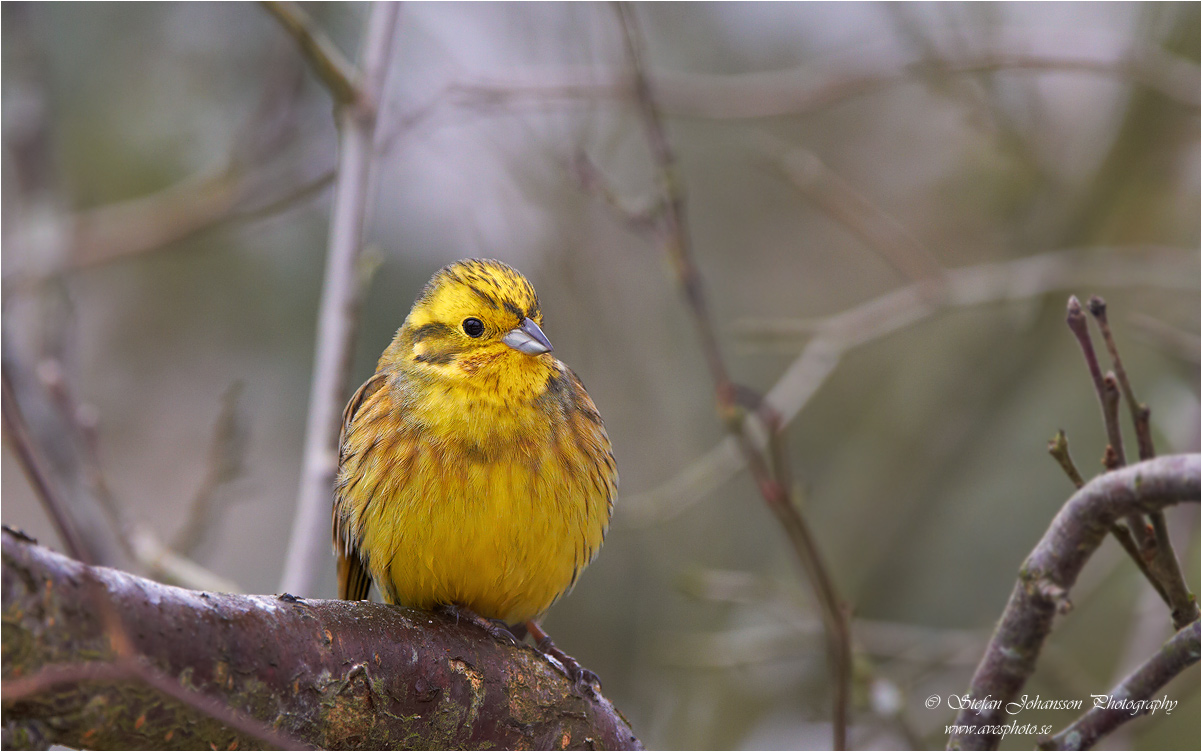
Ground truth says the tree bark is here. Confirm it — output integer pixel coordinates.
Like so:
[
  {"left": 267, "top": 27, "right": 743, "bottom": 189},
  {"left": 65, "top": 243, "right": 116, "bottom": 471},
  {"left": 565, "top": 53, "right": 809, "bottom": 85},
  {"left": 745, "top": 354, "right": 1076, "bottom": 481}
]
[
  {"left": 1, "top": 528, "right": 642, "bottom": 750},
  {"left": 947, "top": 454, "right": 1200, "bottom": 750}
]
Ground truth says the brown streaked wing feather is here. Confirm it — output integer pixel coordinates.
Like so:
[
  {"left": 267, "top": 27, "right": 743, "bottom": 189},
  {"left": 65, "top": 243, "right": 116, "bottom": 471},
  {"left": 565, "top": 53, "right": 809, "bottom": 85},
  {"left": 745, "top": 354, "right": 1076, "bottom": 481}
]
[
  {"left": 332, "top": 372, "right": 389, "bottom": 601},
  {"left": 341, "top": 372, "right": 389, "bottom": 442},
  {"left": 336, "top": 548, "right": 374, "bottom": 601}
]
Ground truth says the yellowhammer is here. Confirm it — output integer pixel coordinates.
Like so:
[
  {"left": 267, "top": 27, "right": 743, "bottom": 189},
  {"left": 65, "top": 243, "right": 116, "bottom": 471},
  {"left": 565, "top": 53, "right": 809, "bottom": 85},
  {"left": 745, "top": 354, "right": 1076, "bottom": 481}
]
[{"left": 332, "top": 258, "right": 616, "bottom": 681}]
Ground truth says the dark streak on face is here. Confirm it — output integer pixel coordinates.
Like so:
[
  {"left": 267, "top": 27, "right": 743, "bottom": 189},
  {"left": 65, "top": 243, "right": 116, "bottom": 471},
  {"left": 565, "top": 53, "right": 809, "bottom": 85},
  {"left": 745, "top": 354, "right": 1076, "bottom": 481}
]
[
  {"left": 503, "top": 300, "right": 524, "bottom": 321},
  {"left": 414, "top": 350, "right": 456, "bottom": 365},
  {"left": 410, "top": 322, "right": 455, "bottom": 343}
]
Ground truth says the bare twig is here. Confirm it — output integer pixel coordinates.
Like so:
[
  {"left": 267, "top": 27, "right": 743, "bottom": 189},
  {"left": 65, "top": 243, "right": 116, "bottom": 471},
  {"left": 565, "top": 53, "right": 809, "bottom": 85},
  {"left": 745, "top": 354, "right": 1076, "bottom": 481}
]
[
  {"left": 1, "top": 157, "right": 337, "bottom": 295},
  {"left": 1067, "top": 297, "right": 1150, "bottom": 551},
  {"left": 570, "top": 152, "right": 663, "bottom": 232},
  {"left": 33, "top": 358, "right": 241, "bottom": 593},
  {"left": 762, "top": 138, "right": 945, "bottom": 287},
  {"left": 279, "top": 2, "right": 399, "bottom": 596},
  {"left": 1064, "top": 298, "right": 1125, "bottom": 462},
  {"left": 1, "top": 371, "right": 95, "bottom": 564},
  {"left": 612, "top": 5, "right": 851, "bottom": 748},
  {"left": 1085, "top": 296, "right": 1197, "bottom": 630},
  {"left": 1128, "top": 313, "right": 1200, "bottom": 365},
  {"left": 34, "top": 359, "right": 131, "bottom": 553},
  {"left": 946, "top": 454, "right": 1200, "bottom": 750},
  {"left": 1039, "top": 619, "right": 1200, "bottom": 751},
  {"left": 1145, "top": 508, "right": 1197, "bottom": 630},
  {"left": 1087, "top": 296, "right": 1154, "bottom": 460},
  {"left": 882, "top": 4, "right": 1049, "bottom": 178},
  {"left": 260, "top": 1, "right": 358, "bottom": 105},
  {"left": 446, "top": 37, "right": 1201, "bottom": 120},
  {"left": 171, "top": 381, "right": 249, "bottom": 556},
  {"left": 1099, "top": 373, "right": 1126, "bottom": 469},
  {"left": 1047, "top": 429, "right": 1167, "bottom": 604},
  {"left": 1047, "top": 430, "right": 1086, "bottom": 488}
]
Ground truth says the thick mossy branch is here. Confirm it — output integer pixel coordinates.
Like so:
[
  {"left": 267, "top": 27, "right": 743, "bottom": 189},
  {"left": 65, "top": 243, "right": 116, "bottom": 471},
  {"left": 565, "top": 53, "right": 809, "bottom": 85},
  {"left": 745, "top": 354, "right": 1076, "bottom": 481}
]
[{"left": 1, "top": 529, "right": 641, "bottom": 750}]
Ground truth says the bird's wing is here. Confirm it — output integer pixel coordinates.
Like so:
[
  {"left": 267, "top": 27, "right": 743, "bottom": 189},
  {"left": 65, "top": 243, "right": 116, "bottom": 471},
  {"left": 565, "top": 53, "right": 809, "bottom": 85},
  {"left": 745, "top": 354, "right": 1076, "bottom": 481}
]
[{"left": 332, "top": 372, "right": 389, "bottom": 601}]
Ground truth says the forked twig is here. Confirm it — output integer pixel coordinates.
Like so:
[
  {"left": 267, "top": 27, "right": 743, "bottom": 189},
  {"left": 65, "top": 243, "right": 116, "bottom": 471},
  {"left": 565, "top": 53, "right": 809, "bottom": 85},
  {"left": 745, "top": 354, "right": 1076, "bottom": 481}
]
[
  {"left": 1083, "top": 296, "right": 1197, "bottom": 630},
  {"left": 260, "top": 1, "right": 359, "bottom": 105},
  {"left": 1047, "top": 430, "right": 1169, "bottom": 607},
  {"left": 1065, "top": 297, "right": 1147, "bottom": 548}
]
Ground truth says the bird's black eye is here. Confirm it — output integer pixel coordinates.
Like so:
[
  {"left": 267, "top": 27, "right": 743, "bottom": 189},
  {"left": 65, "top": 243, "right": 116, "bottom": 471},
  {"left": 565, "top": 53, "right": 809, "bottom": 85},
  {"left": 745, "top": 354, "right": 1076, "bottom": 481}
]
[{"left": 462, "top": 318, "right": 485, "bottom": 337}]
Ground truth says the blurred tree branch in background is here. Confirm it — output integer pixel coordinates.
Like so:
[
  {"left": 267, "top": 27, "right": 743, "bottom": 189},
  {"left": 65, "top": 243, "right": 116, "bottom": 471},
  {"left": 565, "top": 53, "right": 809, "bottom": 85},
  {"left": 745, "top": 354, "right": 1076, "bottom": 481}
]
[
  {"left": 267, "top": 1, "right": 399, "bottom": 598},
  {"left": 611, "top": 5, "right": 854, "bottom": 747},
  {"left": 627, "top": 246, "right": 1196, "bottom": 525},
  {"left": 444, "top": 34, "right": 1200, "bottom": 118}
]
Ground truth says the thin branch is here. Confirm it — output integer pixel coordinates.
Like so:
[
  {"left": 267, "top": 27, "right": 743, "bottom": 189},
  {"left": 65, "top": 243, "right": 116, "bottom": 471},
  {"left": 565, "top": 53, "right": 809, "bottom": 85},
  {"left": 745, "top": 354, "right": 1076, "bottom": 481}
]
[
  {"left": 8, "top": 33, "right": 1199, "bottom": 285},
  {"left": 1065, "top": 297, "right": 1128, "bottom": 465},
  {"left": 171, "top": 381, "right": 249, "bottom": 556},
  {"left": 446, "top": 38, "right": 1201, "bottom": 119},
  {"left": 570, "top": 152, "right": 663, "bottom": 232},
  {"left": 946, "top": 454, "right": 1200, "bottom": 750},
  {"left": 613, "top": 5, "right": 850, "bottom": 748},
  {"left": 1086, "top": 296, "right": 1198, "bottom": 630},
  {"left": 1128, "top": 313, "right": 1200, "bottom": 365},
  {"left": 1099, "top": 372, "right": 1126, "bottom": 469},
  {"left": 1039, "top": 619, "right": 1200, "bottom": 751},
  {"left": 1087, "top": 296, "right": 1154, "bottom": 460},
  {"left": 280, "top": 2, "right": 399, "bottom": 596},
  {"left": 1047, "top": 429, "right": 1167, "bottom": 605},
  {"left": 4, "top": 137, "right": 333, "bottom": 289},
  {"left": 762, "top": 137, "right": 946, "bottom": 287},
  {"left": 6, "top": 51, "right": 309, "bottom": 283},
  {"left": 626, "top": 246, "right": 1196, "bottom": 526},
  {"left": 1047, "top": 430, "right": 1086, "bottom": 488},
  {"left": 1145, "top": 508, "right": 1197, "bottom": 630},
  {"left": 882, "top": 4, "right": 1050, "bottom": 180},
  {"left": 32, "top": 358, "right": 241, "bottom": 593},
  {"left": 260, "top": 1, "right": 359, "bottom": 105},
  {"left": 1, "top": 371, "right": 94, "bottom": 564},
  {"left": 658, "top": 618, "right": 989, "bottom": 671}
]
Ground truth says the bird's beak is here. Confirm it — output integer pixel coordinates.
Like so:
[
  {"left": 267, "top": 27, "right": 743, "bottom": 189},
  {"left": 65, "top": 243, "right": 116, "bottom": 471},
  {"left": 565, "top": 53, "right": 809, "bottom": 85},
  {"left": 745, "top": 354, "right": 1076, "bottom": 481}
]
[{"left": 502, "top": 317, "right": 553, "bottom": 355}]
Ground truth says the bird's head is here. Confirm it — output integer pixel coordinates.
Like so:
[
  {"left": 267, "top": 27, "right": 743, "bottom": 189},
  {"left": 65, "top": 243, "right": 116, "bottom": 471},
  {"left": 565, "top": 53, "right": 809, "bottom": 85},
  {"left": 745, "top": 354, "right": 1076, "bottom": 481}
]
[{"left": 384, "top": 259, "right": 556, "bottom": 391}]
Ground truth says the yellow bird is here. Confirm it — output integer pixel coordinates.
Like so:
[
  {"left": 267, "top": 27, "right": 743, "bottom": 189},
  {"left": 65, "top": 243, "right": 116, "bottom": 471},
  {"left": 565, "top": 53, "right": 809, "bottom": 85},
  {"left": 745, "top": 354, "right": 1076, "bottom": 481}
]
[{"left": 332, "top": 258, "right": 616, "bottom": 679}]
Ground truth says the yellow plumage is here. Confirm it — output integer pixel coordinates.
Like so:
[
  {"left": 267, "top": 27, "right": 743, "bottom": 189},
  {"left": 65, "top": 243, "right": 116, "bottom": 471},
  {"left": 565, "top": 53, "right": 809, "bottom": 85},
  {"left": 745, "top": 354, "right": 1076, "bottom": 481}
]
[{"left": 332, "top": 259, "right": 616, "bottom": 627}]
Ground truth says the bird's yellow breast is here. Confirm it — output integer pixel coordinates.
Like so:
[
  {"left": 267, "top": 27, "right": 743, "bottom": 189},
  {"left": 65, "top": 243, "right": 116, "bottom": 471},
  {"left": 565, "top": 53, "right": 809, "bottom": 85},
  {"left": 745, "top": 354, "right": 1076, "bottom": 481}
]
[{"left": 336, "top": 360, "right": 614, "bottom": 625}]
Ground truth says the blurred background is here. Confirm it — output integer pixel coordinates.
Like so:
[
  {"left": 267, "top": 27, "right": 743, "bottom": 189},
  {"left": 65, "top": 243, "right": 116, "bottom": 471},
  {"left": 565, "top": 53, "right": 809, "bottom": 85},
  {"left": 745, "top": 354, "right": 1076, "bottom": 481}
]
[{"left": 3, "top": 3, "right": 1198, "bottom": 749}]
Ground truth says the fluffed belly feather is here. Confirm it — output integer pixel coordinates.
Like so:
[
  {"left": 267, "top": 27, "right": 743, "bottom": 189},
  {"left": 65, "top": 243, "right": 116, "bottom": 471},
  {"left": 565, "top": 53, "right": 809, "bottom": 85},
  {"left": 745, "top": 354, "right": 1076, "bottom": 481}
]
[{"left": 345, "top": 432, "right": 609, "bottom": 625}]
